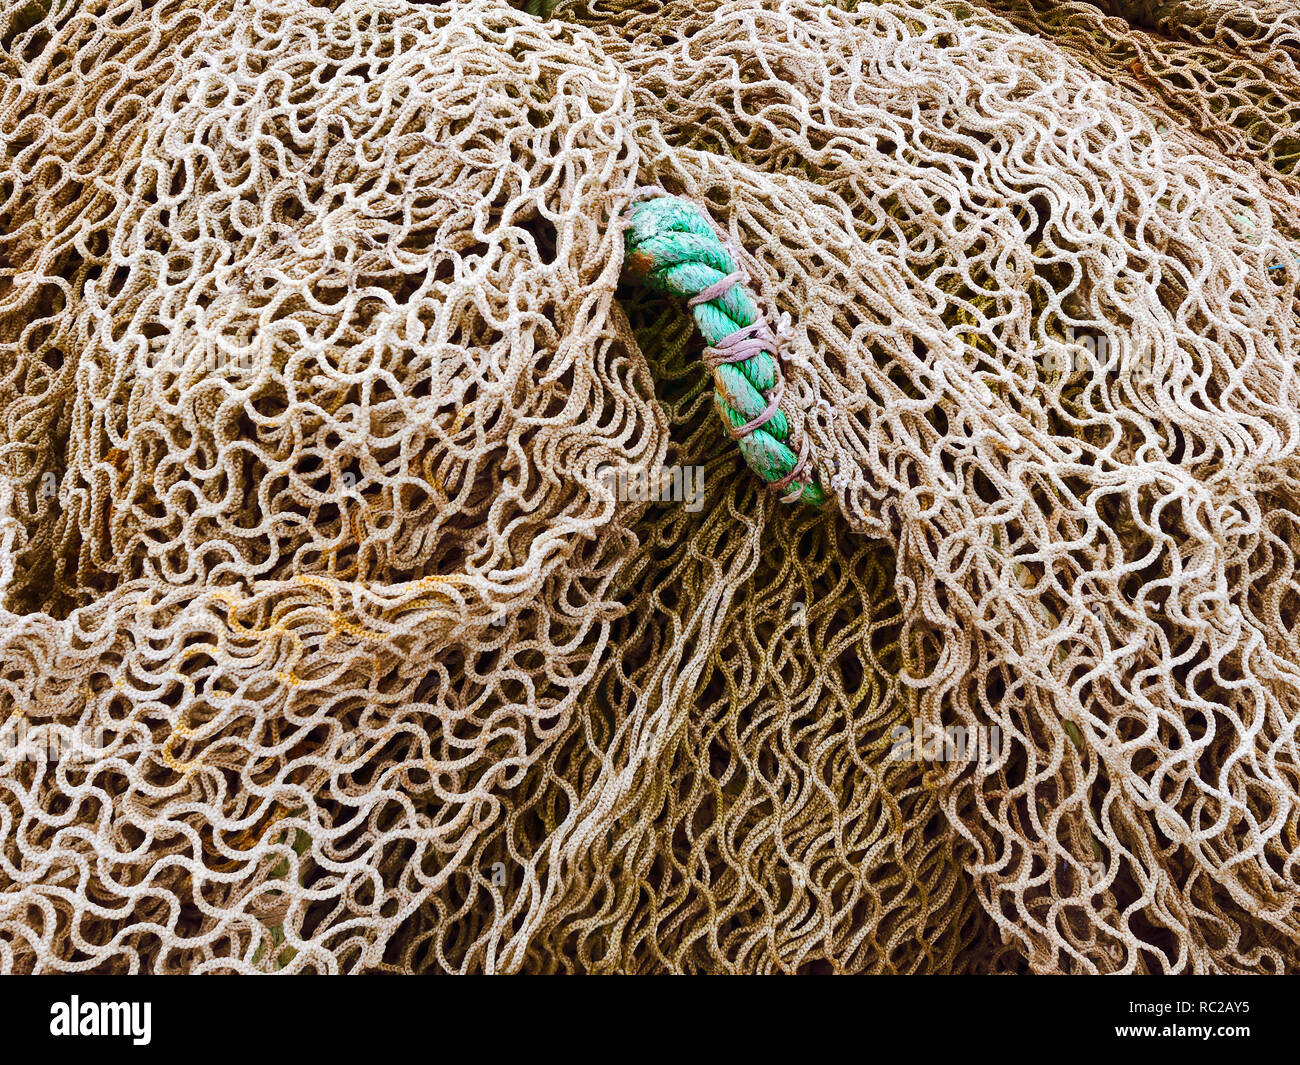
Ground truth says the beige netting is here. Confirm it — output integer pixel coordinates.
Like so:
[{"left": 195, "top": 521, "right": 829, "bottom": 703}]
[
  {"left": 970, "top": 0, "right": 1300, "bottom": 203},
  {"left": 2, "top": 0, "right": 1299, "bottom": 973}
]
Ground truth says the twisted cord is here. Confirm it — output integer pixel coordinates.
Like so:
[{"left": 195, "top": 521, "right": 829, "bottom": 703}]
[{"left": 621, "top": 194, "right": 826, "bottom": 506}]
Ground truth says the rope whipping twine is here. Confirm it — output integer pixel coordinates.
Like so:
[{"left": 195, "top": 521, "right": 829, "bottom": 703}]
[{"left": 620, "top": 194, "right": 826, "bottom": 507}]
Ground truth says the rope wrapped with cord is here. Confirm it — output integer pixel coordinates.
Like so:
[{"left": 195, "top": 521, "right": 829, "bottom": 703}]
[{"left": 621, "top": 194, "right": 826, "bottom": 507}]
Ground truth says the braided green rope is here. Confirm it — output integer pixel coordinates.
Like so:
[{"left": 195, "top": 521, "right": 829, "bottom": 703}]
[{"left": 622, "top": 195, "right": 826, "bottom": 507}]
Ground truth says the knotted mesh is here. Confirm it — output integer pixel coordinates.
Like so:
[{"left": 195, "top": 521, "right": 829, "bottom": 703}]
[{"left": 3, "top": 0, "right": 1300, "bottom": 972}]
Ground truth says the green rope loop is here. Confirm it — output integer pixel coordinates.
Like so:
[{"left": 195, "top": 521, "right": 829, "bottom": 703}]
[{"left": 622, "top": 195, "right": 826, "bottom": 507}]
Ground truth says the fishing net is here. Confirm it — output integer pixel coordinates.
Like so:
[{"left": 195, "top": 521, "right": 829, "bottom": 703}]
[
  {"left": 2, "top": 0, "right": 1299, "bottom": 973},
  {"left": 971, "top": 0, "right": 1300, "bottom": 203}
]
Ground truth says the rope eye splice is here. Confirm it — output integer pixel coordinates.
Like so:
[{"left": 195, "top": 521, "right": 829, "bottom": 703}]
[{"left": 620, "top": 193, "right": 827, "bottom": 508}]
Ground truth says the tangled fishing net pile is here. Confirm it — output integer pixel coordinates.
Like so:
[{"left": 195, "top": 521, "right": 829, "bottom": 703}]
[{"left": 3, "top": 0, "right": 1300, "bottom": 973}]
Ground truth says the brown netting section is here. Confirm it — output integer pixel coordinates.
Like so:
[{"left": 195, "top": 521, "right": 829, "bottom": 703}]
[
  {"left": 2, "top": 0, "right": 1299, "bottom": 972},
  {"left": 968, "top": 0, "right": 1300, "bottom": 204},
  {"left": 2, "top": 0, "right": 664, "bottom": 972}
]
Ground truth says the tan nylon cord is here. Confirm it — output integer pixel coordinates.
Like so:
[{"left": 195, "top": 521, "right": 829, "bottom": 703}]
[{"left": 2, "top": 0, "right": 1299, "bottom": 972}]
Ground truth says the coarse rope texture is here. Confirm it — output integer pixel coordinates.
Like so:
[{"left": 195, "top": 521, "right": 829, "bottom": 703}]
[
  {"left": 622, "top": 194, "right": 824, "bottom": 505},
  {"left": 2, "top": 0, "right": 1300, "bottom": 974}
]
